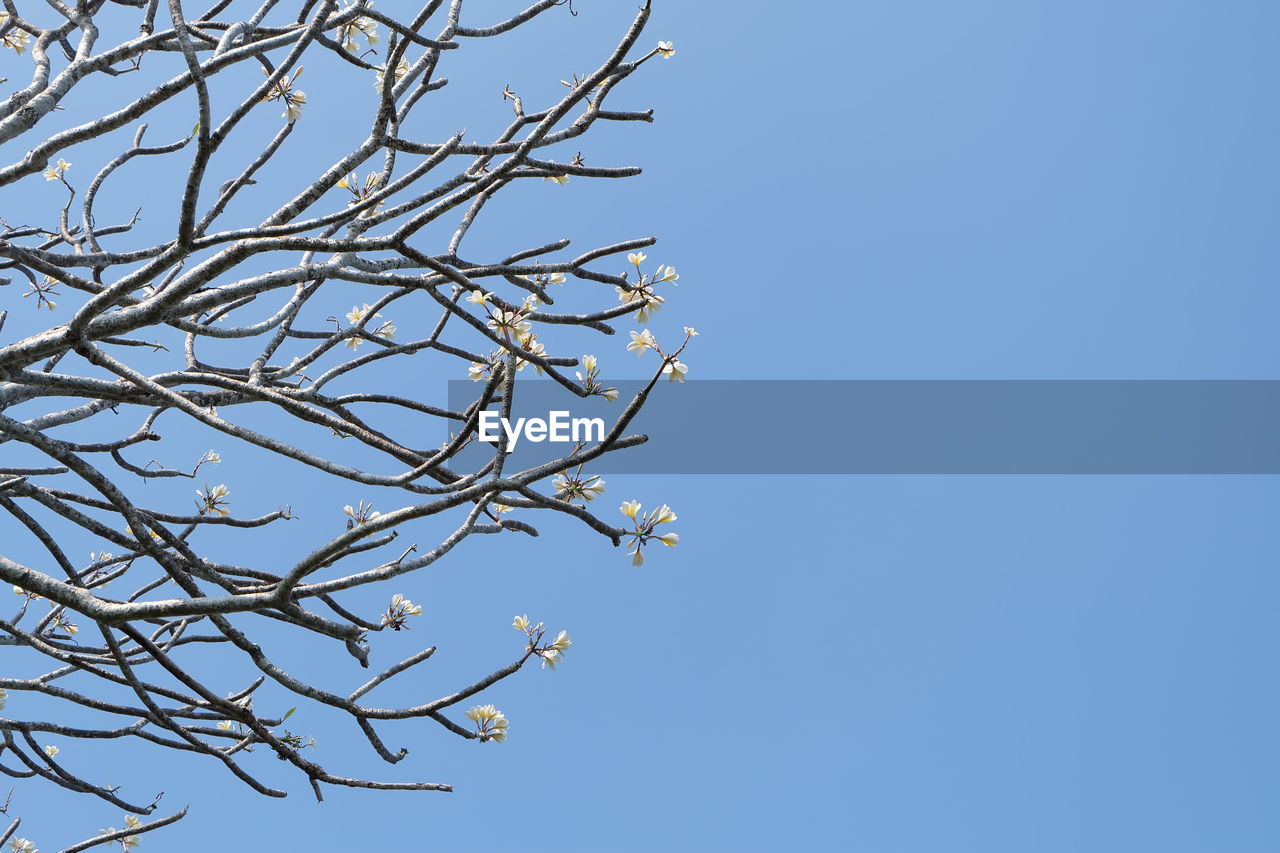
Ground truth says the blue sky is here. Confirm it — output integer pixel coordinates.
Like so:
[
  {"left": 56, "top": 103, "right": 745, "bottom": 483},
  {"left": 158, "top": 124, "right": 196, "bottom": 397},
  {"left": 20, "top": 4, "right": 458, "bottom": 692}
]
[{"left": 3, "top": 1, "right": 1280, "bottom": 850}]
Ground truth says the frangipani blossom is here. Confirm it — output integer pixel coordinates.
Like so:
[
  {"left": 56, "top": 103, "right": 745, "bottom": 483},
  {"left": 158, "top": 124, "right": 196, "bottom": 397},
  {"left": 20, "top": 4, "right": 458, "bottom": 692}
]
[
  {"left": 663, "top": 358, "right": 688, "bottom": 382},
  {"left": 1, "top": 13, "right": 31, "bottom": 54},
  {"left": 381, "top": 593, "right": 423, "bottom": 630},
  {"left": 627, "top": 329, "right": 657, "bottom": 355},
  {"left": 43, "top": 159, "right": 72, "bottom": 182},
  {"left": 657, "top": 40, "right": 676, "bottom": 59},
  {"left": 338, "top": 3, "right": 379, "bottom": 53},
  {"left": 261, "top": 67, "right": 307, "bottom": 122},
  {"left": 466, "top": 704, "right": 509, "bottom": 742},
  {"left": 374, "top": 56, "right": 411, "bottom": 90},
  {"left": 619, "top": 501, "right": 680, "bottom": 565}
]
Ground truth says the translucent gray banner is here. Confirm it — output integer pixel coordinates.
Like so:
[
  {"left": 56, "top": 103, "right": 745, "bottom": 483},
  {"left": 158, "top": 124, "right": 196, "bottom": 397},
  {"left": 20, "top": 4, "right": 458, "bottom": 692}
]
[{"left": 446, "top": 380, "right": 1280, "bottom": 474}]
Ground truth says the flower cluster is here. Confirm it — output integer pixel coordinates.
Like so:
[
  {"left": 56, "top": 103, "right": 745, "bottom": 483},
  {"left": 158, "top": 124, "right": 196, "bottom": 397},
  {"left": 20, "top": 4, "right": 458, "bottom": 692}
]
[
  {"left": 513, "top": 614, "right": 574, "bottom": 670},
  {"left": 626, "top": 326, "right": 696, "bottom": 382},
  {"left": 42, "top": 159, "right": 71, "bottom": 183},
  {"left": 552, "top": 466, "right": 606, "bottom": 503},
  {"left": 615, "top": 251, "right": 679, "bottom": 323},
  {"left": 380, "top": 593, "right": 423, "bottom": 631},
  {"left": 1, "top": 12, "right": 31, "bottom": 54},
  {"left": 472, "top": 296, "right": 551, "bottom": 374},
  {"left": 343, "top": 499, "right": 381, "bottom": 527},
  {"left": 196, "top": 483, "right": 231, "bottom": 517},
  {"left": 98, "top": 814, "right": 143, "bottom": 851},
  {"left": 337, "top": 2, "right": 379, "bottom": 53},
  {"left": 49, "top": 608, "right": 79, "bottom": 637},
  {"left": 619, "top": 500, "right": 679, "bottom": 566},
  {"left": 467, "top": 351, "right": 501, "bottom": 382},
  {"left": 344, "top": 303, "right": 396, "bottom": 349},
  {"left": 8, "top": 838, "right": 37, "bottom": 853},
  {"left": 22, "top": 275, "right": 60, "bottom": 311},
  {"left": 374, "top": 56, "right": 410, "bottom": 90},
  {"left": 486, "top": 306, "right": 533, "bottom": 339},
  {"left": 193, "top": 449, "right": 221, "bottom": 476},
  {"left": 465, "top": 704, "right": 509, "bottom": 742},
  {"left": 336, "top": 171, "right": 385, "bottom": 217},
  {"left": 576, "top": 354, "right": 619, "bottom": 401},
  {"left": 262, "top": 67, "right": 307, "bottom": 122}
]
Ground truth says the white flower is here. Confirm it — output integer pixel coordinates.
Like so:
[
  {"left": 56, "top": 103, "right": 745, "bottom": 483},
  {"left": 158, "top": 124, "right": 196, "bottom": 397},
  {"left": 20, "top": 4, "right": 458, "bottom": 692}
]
[
  {"left": 488, "top": 308, "right": 532, "bottom": 337},
  {"left": 283, "top": 90, "right": 307, "bottom": 122},
  {"left": 683, "top": 326, "right": 699, "bottom": 337},
  {"left": 655, "top": 264, "right": 679, "bottom": 283},
  {"left": 216, "top": 720, "right": 233, "bottom": 731},
  {"left": 204, "top": 450, "right": 221, "bottom": 463},
  {"left": 552, "top": 472, "right": 606, "bottom": 503},
  {"left": 43, "top": 745, "right": 59, "bottom": 758},
  {"left": 548, "top": 272, "right": 566, "bottom": 286},
  {"left": 196, "top": 483, "right": 231, "bottom": 516},
  {"left": 663, "top": 358, "right": 688, "bottom": 382},
  {"left": 392, "top": 593, "right": 422, "bottom": 615},
  {"left": 653, "top": 504, "right": 677, "bottom": 524},
  {"left": 338, "top": 3, "right": 379, "bottom": 53},
  {"left": 261, "top": 67, "right": 306, "bottom": 122},
  {"left": 617, "top": 284, "right": 666, "bottom": 322},
  {"left": 382, "top": 593, "right": 423, "bottom": 630},
  {"left": 42, "top": 159, "right": 71, "bottom": 182},
  {"left": 465, "top": 704, "right": 509, "bottom": 742},
  {"left": 513, "top": 614, "right": 529, "bottom": 632},
  {"left": 627, "top": 251, "right": 647, "bottom": 267},
  {"left": 582, "top": 354, "right": 598, "bottom": 373},
  {"left": 551, "top": 630, "right": 572, "bottom": 652},
  {"left": 657, "top": 532, "right": 680, "bottom": 547},
  {"left": 464, "top": 290, "right": 492, "bottom": 306},
  {"left": 620, "top": 500, "right": 642, "bottom": 519},
  {"left": 1, "top": 15, "right": 31, "bottom": 55},
  {"left": 657, "top": 40, "right": 676, "bottom": 59},
  {"left": 543, "top": 174, "right": 569, "bottom": 185},
  {"left": 374, "top": 56, "right": 411, "bottom": 90},
  {"left": 601, "top": 387, "right": 619, "bottom": 402},
  {"left": 346, "top": 303, "right": 380, "bottom": 325},
  {"left": 627, "top": 329, "right": 657, "bottom": 356},
  {"left": 8, "top": 838, "right": 37, "bottom": 853},
  {"left": 468, "top": 362, "right": 490, "bottom": 381},
  {"left": 343, "top": 500, "right": 381, "bottom": 526}
]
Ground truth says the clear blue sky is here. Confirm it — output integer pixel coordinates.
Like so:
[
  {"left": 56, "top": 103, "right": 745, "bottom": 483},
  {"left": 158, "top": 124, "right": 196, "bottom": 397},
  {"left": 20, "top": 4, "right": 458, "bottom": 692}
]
[{"left": 5, "top": 1, "right": 1280, "bottom": 850}]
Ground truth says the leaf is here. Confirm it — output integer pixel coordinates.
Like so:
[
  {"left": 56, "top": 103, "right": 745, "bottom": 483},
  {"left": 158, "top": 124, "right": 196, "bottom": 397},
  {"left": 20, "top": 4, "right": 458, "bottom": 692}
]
[{"left": 281, "top": 707, "right": 297, "bottom": 722}]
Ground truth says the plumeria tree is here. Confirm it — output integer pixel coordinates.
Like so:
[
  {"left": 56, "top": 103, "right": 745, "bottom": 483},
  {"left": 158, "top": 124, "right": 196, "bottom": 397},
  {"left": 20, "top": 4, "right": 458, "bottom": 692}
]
[{"left": 0, "top": 0, "right": 686, "bottom": 848}]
